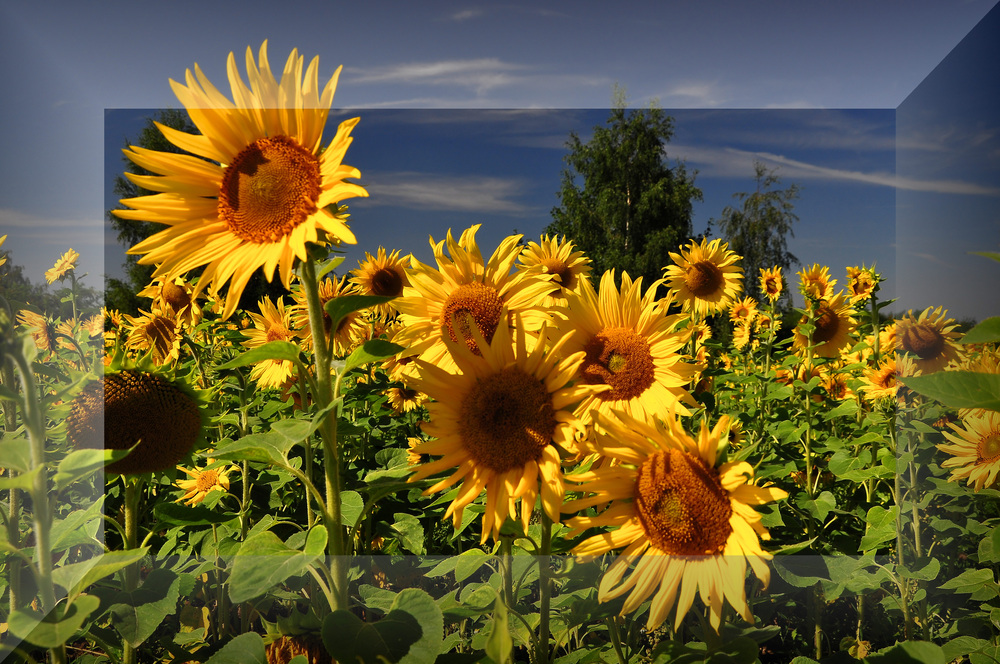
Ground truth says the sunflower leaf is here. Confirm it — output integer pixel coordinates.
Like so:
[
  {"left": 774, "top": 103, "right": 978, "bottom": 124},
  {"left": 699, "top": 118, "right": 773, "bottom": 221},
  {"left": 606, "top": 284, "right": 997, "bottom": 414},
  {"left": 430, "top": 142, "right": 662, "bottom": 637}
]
[
  {"left": 54, "top": 447, "right": 132, "bottom": 491},
  {"left": 201, "top": 632, "right": 266, "bottom": 664},
  {"left": 325, "top": 295, "right": 396, "bottom": 333},
  {"left": 216, "top": 341, "right": 303, "bottom": 369},
  {"left": 8, "top": 594, "right": 101, "bottom": 648},
  {"left": 961, "top": 317, "right": 1000, "bottom": 344},
  {"left": 342, "top": 340, "right": 406, "bottom": 375},
  {"left": 900, "top": 372, "right": 1000, "bottom": 411},
  {"left": 228, "top": 531, "right": 322, "bottom": 603}
]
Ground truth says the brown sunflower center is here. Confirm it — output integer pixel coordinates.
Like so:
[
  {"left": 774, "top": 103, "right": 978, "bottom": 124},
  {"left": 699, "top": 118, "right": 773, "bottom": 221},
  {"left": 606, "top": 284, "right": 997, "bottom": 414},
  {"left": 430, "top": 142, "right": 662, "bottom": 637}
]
[
  {"left": 581, "top": 327, "right": 655, "bottom": 401},
  {"left": 369, "top": 267, "right": 404, "bottom": 298},
  {"left": 634, "top": 448, "right": 733, "bottom": 556},
  {"left": 459, "top": 367, "right": 556, "bottom": 473},
  {"left": 811, "top": 302, "right": 840, "bottom": 344},
  {"left": 684, "top": 260, "right": 724, "bottom": 297},
  {"left": 977, "top": 430, "right": 1000, "bottom": 462},
  {"left": 764, "top": 277, "right": 781, "bottom": 295},
  {"left": 900, "top": 323, "right": 945, "bottom": 360},
  {"left": 440, "top": 282, "right": 505, "bottom": 353},
  {"left": 266, "top": 324, "right": 291, "bottom": 343},
  {"left": 161, "top": 282, "right": 191, "bottom": 311},
  {"left": 540, "top": 257, "right": 576, "bottom": 290},
  {"left": 218, "top": 135, "right": 321, "bottom": 244}
]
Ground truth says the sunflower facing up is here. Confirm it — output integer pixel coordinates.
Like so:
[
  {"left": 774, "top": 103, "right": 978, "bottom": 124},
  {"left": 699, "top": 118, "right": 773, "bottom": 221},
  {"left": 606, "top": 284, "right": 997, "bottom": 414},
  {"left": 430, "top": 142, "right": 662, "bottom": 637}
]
[
  {"left": 392, "top": 225, "right": 553, "bottom": 374},
  {"left": 114, "top": 41, "right": 368, "bottom": 320},
  {"left": 846, "top": 265, "right": 878, "bottom": 304},
  {"left": 729, "top": 297, "right": 758, "bottom": 326},
  {"left": 896, "top": 306, "right": 964, "bottom": 374},
  {"left": 564, "top": 409, "right": 787, "bottom": 632},
  {"left": 554, "top": 270, "right": 698, "bottom": 433},
  {"left": 407, "top": 317, "right": 601, "bottom": 543},
  {"left": 516, "top": 234, "right": 593, "bottom": 306},
  {"left": 664, "top": 238, "right": 743, "bottom": 318},
  {"left": 124, "top": 309, "right": 184, "bottom": 365}
]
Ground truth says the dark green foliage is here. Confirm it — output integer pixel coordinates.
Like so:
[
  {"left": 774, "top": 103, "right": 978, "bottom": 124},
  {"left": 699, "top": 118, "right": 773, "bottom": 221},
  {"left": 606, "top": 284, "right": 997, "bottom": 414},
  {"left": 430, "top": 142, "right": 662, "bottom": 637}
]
[
  {"left": 710, "top": 160, "right": 800, "bottom": 304},
  {"left": 546, "top": 88, "right": 703, "bottom": 291}
]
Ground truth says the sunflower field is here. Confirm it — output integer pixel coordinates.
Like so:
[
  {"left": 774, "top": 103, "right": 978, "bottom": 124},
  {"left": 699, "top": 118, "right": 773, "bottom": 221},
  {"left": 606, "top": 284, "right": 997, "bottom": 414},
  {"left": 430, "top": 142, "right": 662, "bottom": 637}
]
[{"left": 3, "top": 42, "right": 1000, "bottom": 664}]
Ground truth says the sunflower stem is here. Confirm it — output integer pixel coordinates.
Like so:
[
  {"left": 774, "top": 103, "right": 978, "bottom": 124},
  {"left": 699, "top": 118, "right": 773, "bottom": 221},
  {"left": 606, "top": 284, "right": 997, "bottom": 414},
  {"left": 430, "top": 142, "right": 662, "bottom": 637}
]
[
  {"left": 1, "top": 356, "right": 22, "bottom": 616},
  {"left": 122, "top": 476, "right": 142, "bottom": 664},
  {"left": 299, "top": 254, "right": 347, "bottom": 612},
  {"left": 606, "top": 616, "right": 629, "bottom": 664},
  {"left": 538, "top": 510, "right": 554, "bottom": 664},
  {"left": 889, "top": 411, "right": 913, "bottom": 640}
]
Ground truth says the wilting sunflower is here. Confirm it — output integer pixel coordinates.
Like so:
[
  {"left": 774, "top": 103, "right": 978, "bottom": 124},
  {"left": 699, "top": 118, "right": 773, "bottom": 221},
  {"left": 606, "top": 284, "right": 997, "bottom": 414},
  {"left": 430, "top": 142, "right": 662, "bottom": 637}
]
[
  {"left": 290, "top": 275, "right": 368, "bottom": 356},
  {"left": 407, "top": 318, "right": 599, "bottom": 543},
  {"left": 555, "top": 271, "right": 698, "bottom": 431},
  {"left": 896, "top": 306, "right": 964, "bottom": 373},
  {"left": 350, "top": 247, "right": 410, "bottom": 316},
  {"left": 138, "top": 275, "right": 203, "bottom": 328},
  {"left": 114, "top": 41, "right": 367, "bottom": 320},
  {"left": 758, "top": 266, "right": 783, "bottom": 303},
  {"left": 517, "top": 234, "right": 593, "bottom": 306},
  {"left": 124, "top": 309, "right": 183, "bottom": 365},
  {"left": 393, "top": 225, "right": 552, "bottom": 374},
  {"left": 45, "top": 248, "right": 79, "bottom": 284},
  {"left": 798, "top": 264, "right": 836, "bottom": 300},
  {"left": 792, "top": 291, "right": 857, "bottom": 359},
  {"left": 939, "top": 411, "right": 1000, "bottom": 491},
  {"left": 66, "top": 353, "right": 209, "bottom": 475},
  {"left": 664, "top": 238, "right": 743, "bottom": 318},
  {"left": 241, "top": 296, "right": 300, "bottom": 388},
  {"left": 564, "top": 410, "right": 787, "bottom": 632},
  {"left": 175, "top": 459, "right": 234, "bottom": 506}
]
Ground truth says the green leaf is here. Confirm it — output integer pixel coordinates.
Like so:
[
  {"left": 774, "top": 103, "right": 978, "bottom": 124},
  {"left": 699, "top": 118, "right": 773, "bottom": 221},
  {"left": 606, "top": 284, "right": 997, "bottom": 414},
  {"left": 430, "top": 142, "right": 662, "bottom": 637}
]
[
  {"left": 211, "top": 432, "right": 291, "bottom": 466},
  {"left": 971, "top": 250, "right": 1000, "bottom": 263},
  {"left": 961, "top": 317, "right": 1000, "bottom": 344},
  {"left": 343, "top": 339, "right": 406, "bottom": 374},
  {"left": 772, "top": 556, "right": 831, "bottom": 588},
  {"left": 325, "top": 295, "right": 396, "bottom": 334},
  {"left": 0, "top": 436, "right": 33, "bottom": 472},
  {"left": 154, "top": 502, "right": 239, "bottom": 527},
  {"left": 203, "top": 631, "right": 267, "bottom": 664},
  {"left": 341, "top": 490, "right": 364, "bottom": 528},
  {"left": 53, "top": 448, "right": 131, "bottom": 490},
  {"left": 322, "top": 589, "right": 430, "bottom": 664},
  {"left": 823, "top": 399, "right": 858, "bottom": 420},
  {"left": 900, "top": 372, "right": 1000, "bottom": 411},
  {"left": 51, "top": 548, "right": 148, "bottom": 601},
  {"left": 859, "top": 506, "right": 898, "bottom": 552},
  {"left": 392, "top": 514, "right": 426, "bottom": 555},
  {"left": 228, "top": 531, "right": 322, "bottom": 603},
  {"left": 865, "top": 640, "right": 946, "bottom": 664},
  {"left": 484, "top": 591, "right": 512, "bottom": 664},
  {"left": 454, "top": 549, "right": 492, "bottom": 583},
  {"left": 938, "top": 568, "right": 996, "bottom": 595},
  {"left": 8, "top": 594, "right": 101, "bottom": 648},
  {"left": 0, "top": 465, "right": 42, "bottom": 490},
  {"left": 217, "top": 341, "right": 302, "bottom": 370},
  {"left": 394, "top": 589, "right": 444, "bottom": 664},
  {"left": 795, "top": 490, "right": 836, "bottom": 522},
  {"left": 303, "top": 525, "right": 328, "bottom": 556},
  {"left": 941, "top": 636, "right": 990, "bottom": 663},
  {"left": 109, "top": 568, "right": 182, "bottom": 646}
]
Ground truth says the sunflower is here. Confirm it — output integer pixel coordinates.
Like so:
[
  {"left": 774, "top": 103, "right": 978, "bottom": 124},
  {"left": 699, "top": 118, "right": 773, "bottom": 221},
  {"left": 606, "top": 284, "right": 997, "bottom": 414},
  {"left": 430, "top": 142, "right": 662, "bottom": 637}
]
[
  {"left": 732, "top": 322, "right": 752, "bottom": 351},
  {"left": 664, "top": 238, "right": 743, "bottom": 317},
  {"left": 729, "top": 297, "right": 758, "bottom": 325},
  {"left": 175, "top": 459, "right": 234, "bottom": 506},
  {"left": 517, "top": 234, "right": 593, "bottom": 306},
  {"left": 564, "top": 410, "right": 787, "bottom": 632},
  {"left": 114, "top": 41, "right": 367, "bottom": 320},
  {"left": 896, "top": 306, "right": 964, "bottom": 373},
  {"left": 0, "top": 234, "right": 6, "bottom": 269},
  {"left": 350, "top": 247, "right": 410, "bottom": 316},
  {"left": 386, "top": 386, "right": 427, "bottom": 414},
  {"left": 792, "top": 291, "right": 857, "bottom": 359},
  {"left": 45, "top": 248, "right": 80, "bottom": 284},
  {"left": 555, "top": 271, "right": 698, "bottom": 432},
  {"left": 846, "top": 265, "right": 878, "bottom": 304},
  {"left": 938, "top": 411, "right": 1000, "bottom": 491},
  {"left": 407, "top": 318, "right": 599, "bottom": 543},
  {"left": 393, "top": 225, "right": 552, "bottom": 374},
  {"left": 241, "top": 296, "right": 300, "bottom": 388},
  {"left": 124, "top": 309, "right": 183, "bottom": 365},
  {"left": 138, "top": 275, "right": 203, "bottom": 328},
  {"left": 290, "top": 275, "right": 368, "bottom": 356},
  {"left": 17, "top": 309, "right": 57, "bottom": 355},
  {"left": 798, "top": 264, "right": 836, "bottom": 300},
  {"left": 821, "top": 371, "right": 853, "bottom": 401},
  {"left": 758, "top": 266, "right": 783, "bottom": 303}
]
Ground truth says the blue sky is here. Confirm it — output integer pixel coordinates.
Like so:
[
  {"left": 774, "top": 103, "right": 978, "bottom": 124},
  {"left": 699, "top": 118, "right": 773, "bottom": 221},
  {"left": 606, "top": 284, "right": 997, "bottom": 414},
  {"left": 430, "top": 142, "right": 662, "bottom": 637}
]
[{"left": 5, "top": 1, "right": 1000, "bottom": 320}]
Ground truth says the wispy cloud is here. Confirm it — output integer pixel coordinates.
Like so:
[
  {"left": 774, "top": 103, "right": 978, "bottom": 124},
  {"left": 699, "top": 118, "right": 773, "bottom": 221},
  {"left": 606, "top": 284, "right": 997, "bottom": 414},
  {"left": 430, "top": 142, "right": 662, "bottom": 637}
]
[
  {"left": 672, "top": 144, "right": 1000, "bottom": 195},
  {"left": 0, "top": 208, "right": 102, "bottom": 243},
  {"left": 348, "top": 59, "right": 527, "bottom": 95},
  {"left": 449, "top": 8, "right": 484, "bottom": 21},
  {"left": 659, "top": 82, "right": 728, "bottom": 108},
  {"left": 358, "top": 172, "right": 539, "bottom": 215}
]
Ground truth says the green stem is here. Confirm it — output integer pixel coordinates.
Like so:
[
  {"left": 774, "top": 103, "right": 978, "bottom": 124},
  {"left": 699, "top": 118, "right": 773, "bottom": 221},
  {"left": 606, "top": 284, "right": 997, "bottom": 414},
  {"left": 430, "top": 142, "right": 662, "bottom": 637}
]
[
  {"left": 606, "top": 616, "right": 628, "bottom": 664},
  {"left": 122, "top": 477, "right": 142, "bottom": 664},
  {"left": 889, "top": 417, "right": 913, "bottom": 640},
  {"left": 2, "top": 359, "right": 22, "bottom": 615},
  {"left": 538, "top": 511, "right": 553, "bottom": 664}
]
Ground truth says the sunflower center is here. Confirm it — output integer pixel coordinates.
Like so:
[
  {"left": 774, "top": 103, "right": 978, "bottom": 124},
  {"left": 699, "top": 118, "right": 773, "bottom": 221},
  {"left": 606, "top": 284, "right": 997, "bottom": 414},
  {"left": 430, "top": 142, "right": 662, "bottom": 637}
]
[
  {"left": 901, "top": 323, "right": 945, "bottom": 360},
  {"left": 685, "top": 261, "right": 724, "bottom": 297},
  {"left": 370, "top": 267, "right": 404, "bottom": 298},
  {"left": 440, "top": 282, "right": 505, "bottom": 353},
  {"left": 581, "top": 327, "right": 655, "bottom": 401},
  {"left": 634, "top": 449, "right": 733, "bottom": 555},
  {"left": 196, "top": 470, "right": 219, "bottom": 492},
  {"left": 540, "top": 257, "right": 576, "bottom": 290},
  {"left": 218, "top": 136, "right": 321, "bottom": 244},
  {"left": 266, "top": 324, "right": 291, "bottom": 343},
  {"left": 459, "top": 367, "right": 556, "bottom": 473},
  {"left": 978, "top": 430, "right": 1000, "bottom": 462},
  {"left": 162, "top": 282, "right": 191, "bottom": 311},
  {"left": 812, "top": 302, "right": 840, "bottom": 343}
]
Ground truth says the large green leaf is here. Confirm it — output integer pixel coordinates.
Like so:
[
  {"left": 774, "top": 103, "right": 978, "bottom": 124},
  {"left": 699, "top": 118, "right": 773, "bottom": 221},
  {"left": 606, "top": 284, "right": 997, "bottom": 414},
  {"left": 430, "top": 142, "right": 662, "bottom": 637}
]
[
  {"left": 325, "top": 295, "right": 396, "bottom": 334},
  {"left": 961, "top": 317, "right": 1000, "bottom": 344},
  {"left": 859, "top": 506, "right": 898, "bottom": 552},
  {"left": 154, "top": 502, "right": 239, "bottom": 527},
  {"left": 865, "top": 640, "right": 946, "bottom": 664},
  {"left": 216, "top": 341, "right": 302, "bottom": 369},
  {"left": 8, "top": 594, "right": 101, "bottom": 648},
  {"left": 228, "top": 530, "right": 324, "bottom": 603},
  {"left": 108, "top": 568, "right": 183, "bottom": 646},
  {"left": 51, "top": 548, "right": 148, "bottom": 601},
  {"left": 54, "top": 448, "right": 131, "bottom": 490},
  {"left": 322, "top": 588, "right": 432, "bottom": 664},
  {"left": 202, "top": 631, "right": 267, "bottom": 664},
  {"left": 900, "top": 372, "right": 1000, "bottom": 411},
  {"left": 342, "top": 339, "right": 405, "bottom": 374}
]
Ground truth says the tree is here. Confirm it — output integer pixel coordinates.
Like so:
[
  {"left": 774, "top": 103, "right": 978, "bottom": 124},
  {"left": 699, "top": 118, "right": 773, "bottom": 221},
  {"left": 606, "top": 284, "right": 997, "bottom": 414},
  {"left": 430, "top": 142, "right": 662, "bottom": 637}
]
[
  {"left": 546, "top": 87, "right": 703, "bottom": 290},
  {"left": 711, "top": 160, "right": 800, "bottom": 305}
]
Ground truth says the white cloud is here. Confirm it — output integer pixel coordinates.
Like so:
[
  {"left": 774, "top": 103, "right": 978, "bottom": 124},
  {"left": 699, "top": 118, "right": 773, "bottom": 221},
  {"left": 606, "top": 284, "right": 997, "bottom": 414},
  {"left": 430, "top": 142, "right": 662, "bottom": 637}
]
[
  {"left": 449, "top": 8, "right": 484, "bottom": 21},
  {"left": 358, "top": 172, "right": 538, "bottom": 215},
  {"left": 0, "top": 208, "right": 102, "bottom": 243},
  {"left": 348, "top": 59, "right": 527, "bottom": 95}
]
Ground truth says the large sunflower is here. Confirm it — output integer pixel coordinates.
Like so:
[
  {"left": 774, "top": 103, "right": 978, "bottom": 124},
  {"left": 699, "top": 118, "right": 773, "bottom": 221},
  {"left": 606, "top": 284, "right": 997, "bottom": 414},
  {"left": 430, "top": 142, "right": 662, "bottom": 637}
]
[
  {"left": 516, "top": 234, "right": 593, "bottom": 306},
  {"left": 564, "top": 410, "right": 787, "bottom": 632},
  {"left": 555, "top": 271, "right": 698, "bottom": 430},
  {"left": 407, "top": 319, "right": 598, "bottom": 543},
  {"left": 392, "top": 225, "right": 552, "bottom": 374},
  {"left": 896, "top": 306, "right": 964, "bottom": 373},
  {"left": 664, "top": 238, "right": 743, "bottom": 317},
  {"left": 939, "top": 411, "right": 1000, "bottom": 491},
  {"left": 114, "top": 41, "right": 367, "bottom": 320}
]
